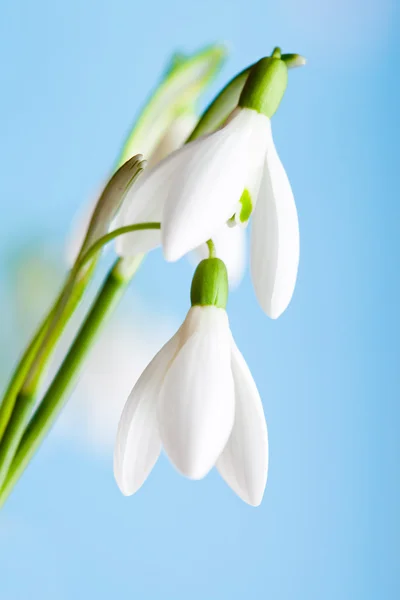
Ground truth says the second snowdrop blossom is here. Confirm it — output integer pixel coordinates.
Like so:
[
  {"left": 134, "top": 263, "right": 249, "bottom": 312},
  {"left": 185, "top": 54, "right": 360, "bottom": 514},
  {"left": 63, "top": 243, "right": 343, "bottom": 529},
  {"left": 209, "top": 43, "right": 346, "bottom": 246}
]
[
  {"left": 114, "top": 257, "right": 269, "bottom": 506},
  {"left": 117, "top": 48, "right": 304, "bottom": 319}
]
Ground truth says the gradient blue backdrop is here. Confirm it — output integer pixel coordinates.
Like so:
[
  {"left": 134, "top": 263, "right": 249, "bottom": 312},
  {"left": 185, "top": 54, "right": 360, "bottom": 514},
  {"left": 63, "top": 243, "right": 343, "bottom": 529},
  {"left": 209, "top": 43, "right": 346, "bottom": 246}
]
[{"left": 0, "top": 0, "right": 398, "bottom": 598}]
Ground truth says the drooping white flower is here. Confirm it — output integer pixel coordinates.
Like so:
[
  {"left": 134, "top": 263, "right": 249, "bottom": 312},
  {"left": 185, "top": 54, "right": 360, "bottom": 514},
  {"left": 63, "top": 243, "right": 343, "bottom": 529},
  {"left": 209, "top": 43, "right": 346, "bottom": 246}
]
[
  {"left": 117, "top": 56, "right": 300, "bottom": 319},
  {"left": 114, "top": 258, "right": 268, "bottom": 506},
  {"left": 67, "top": 113, "right": 246, "bottom": 287},
  {"left": 148, "top": 112, "right": 247, "bottom": 288}
]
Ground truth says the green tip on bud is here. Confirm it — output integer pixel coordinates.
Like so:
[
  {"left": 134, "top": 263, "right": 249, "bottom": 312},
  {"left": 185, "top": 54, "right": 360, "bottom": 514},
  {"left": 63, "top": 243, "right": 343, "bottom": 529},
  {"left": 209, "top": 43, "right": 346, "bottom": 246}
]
[
  {"left": 190, "top": 258, "right": 229, "bottom": 309},
  {"left": 238, "top": 56, "right": 288, "bottom": 118},
  {"left": 271, "top": 47, "right": 282, "bottom": 59},
  {"left": 281, "top": 53, "right": 307, "bottom": 69}
]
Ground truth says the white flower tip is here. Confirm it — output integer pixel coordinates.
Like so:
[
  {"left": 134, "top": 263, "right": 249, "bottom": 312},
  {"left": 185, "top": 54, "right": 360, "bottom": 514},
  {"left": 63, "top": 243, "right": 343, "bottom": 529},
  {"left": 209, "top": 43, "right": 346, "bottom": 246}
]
[
  {"left": 172, "top": 454, "right": 213, "bottom": 480},
  {"left": 262, "top": 291, "right": 295, "bottom": 320},
  {"left": 113, "top": 459, "right": 147, "bottom": 497},
  {"left": 115, "top": 478, "right": 133, "bottom": 497},
  {"left": 113, "top": 463, "right": 132, "bottom": 496},
  {"left": 245, "top": 490, "right": 264, "bottom": 507},
  {"left": 266, "top": 304, "right": 285, "bottom": 320},
  {"left": 162, "top": 242, "right": 183, "bottom": 263},
  {"left": 162, "top": 229, "right": 187, "bottom": 262}
]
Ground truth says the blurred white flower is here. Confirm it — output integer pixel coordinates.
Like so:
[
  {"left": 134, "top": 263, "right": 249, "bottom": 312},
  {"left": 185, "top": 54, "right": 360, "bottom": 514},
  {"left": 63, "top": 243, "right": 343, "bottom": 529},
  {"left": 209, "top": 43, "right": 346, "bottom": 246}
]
[
  {"left": 114, "top": 305, "right": 268, "bottom": 506},
  {"left": 146, "top": 112, "right": 197, "bottom": 168},
  {"left": 117, "top": 107, "right": 299, "bottom": 318}
]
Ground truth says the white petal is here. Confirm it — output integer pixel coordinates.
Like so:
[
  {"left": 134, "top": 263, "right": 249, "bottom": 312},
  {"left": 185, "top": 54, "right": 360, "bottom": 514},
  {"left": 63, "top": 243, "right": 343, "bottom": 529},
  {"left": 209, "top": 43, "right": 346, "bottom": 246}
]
[
  {"left": 158, "top": 306, "right": 235, "bottom": 479},
  {"left": 115, "top": 164, "right": 165, "bottom": 256},
  {"left": 114, "top": 332, "right": 180, "bottom": 495},
  {"left": 162, "top": 108, "right": 267, "bottom": 262},
  {"left": 192, "top": 224, "right": 247, "bottom": 289},
  {"left": 217, "top": 339, "right": 268, "bottom": 506},
  {"left": 115, "top": 135, "right": 207, "bottom": 256},
  {"left": 251, "top": 135, "right": 300, "bottom": 319}
]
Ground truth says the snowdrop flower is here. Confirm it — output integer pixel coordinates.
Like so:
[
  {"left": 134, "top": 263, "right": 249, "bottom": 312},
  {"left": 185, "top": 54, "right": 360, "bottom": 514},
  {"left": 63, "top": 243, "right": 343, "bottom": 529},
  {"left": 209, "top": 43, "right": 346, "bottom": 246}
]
[
  {"left": 148, "top": 112, "right": 247, "bottom": 287},
  {"left": 114, "top": 257, "right": 268, "bottom": 506},
  {"left": 117, "top": 49, "right": 302, "bottom": 318},
  {"left": 67, "top": 112, "right": 246, "bottom": 287}
]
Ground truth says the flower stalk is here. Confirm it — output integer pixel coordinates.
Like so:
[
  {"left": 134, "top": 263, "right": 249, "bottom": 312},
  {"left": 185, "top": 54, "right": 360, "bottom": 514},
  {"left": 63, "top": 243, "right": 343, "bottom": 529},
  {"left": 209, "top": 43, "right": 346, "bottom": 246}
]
[{"left": 0, "top": 256, "right": 142, "bottom": 506}]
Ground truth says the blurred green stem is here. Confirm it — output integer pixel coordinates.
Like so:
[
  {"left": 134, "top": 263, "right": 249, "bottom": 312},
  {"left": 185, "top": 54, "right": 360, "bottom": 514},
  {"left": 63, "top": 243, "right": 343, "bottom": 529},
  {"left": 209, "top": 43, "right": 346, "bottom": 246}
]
[
  {"left": 0, "top": 265, "right": 94, "bottom": 442},
  {"left": 0, "top": 257, "right": 142, "bottom": 506}
]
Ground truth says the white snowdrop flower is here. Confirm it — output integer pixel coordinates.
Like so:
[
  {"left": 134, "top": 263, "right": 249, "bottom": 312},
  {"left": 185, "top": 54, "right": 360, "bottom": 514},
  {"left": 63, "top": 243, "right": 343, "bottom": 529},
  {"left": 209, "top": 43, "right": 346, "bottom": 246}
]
[
  {"left": 118, "top": 53, "right": 300, "bottom": 319},
  {"left": 68, "top": 113, "right": 247, "bottom": 287},
  {"left": 148, "top": 111, "right": 248, "bottom": 288},
  {"left": 114, "top": 257, "right": 268, "bottom": 506}
]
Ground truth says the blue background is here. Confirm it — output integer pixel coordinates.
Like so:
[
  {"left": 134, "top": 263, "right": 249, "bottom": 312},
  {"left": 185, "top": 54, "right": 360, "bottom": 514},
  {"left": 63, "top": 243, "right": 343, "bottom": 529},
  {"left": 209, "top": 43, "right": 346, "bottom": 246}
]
[{"left": 0, "top": 0, "right": 398, "bottom": 598}]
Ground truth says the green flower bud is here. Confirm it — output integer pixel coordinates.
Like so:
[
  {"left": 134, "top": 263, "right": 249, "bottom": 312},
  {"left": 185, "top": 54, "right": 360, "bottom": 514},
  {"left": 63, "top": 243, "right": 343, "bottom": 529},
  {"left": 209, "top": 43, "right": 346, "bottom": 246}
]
[
  {"left": 239, "top": 56, "right": 288, "bottom": 118},
  {"left": 190, "top": 258, "right": 229, "bottom": 309}
]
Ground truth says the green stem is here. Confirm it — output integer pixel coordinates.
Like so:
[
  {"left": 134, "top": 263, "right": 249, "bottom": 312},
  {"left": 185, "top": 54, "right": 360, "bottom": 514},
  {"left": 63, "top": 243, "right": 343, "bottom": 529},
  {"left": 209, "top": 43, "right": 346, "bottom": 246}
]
[
  {"left": 0, "top": 265, "right": 96, "bottom": 488},
  {"left": 0, "top": 257, "right": 141, "bottom": 507},
  {"left": 0, "top": 391, "right": 36, "bottom": 489},
  {"left": 206, "top": 239, "right": 216, "bottom": 258},
  {"left": 77, "top": 222, "right": 161, "bottom": 270},
  {"left": 0, "top": 265, "right": 93, "bottom": 442},
  {"left": 20, "top": 262, "right": 95, "bottom": 396},
  {"left": 0, "top": 313, "right": 51, "bottom": 441}
]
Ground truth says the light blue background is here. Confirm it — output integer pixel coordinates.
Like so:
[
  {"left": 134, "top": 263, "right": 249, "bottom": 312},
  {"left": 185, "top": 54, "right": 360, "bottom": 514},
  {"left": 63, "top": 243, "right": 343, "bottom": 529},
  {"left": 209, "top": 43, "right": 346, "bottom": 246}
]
[{"left": 0, "top": 0, "right": 398, "bottom": 598}]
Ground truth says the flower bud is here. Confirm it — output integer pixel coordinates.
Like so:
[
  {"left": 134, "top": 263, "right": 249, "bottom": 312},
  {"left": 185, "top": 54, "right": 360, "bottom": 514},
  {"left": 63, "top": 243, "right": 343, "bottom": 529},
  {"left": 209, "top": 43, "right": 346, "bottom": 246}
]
[
  {"left": 190, "top": 258, "right": 229, "bottom": 309},
  {"left": 239, "top": 56, "right": 288, "bottom": 118}
]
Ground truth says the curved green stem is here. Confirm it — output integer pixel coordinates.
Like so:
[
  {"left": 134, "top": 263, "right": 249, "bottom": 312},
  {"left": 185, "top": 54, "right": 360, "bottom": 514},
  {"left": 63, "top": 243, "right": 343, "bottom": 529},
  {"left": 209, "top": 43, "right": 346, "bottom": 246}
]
[
  {"left": 0, "top": 223, "right": 159, "bottom": 490},
  {"left": 0, "top": 265, "right": 95, "bottom": 488},
  {"left": 0, "top": 257, "right": 142, "bottom": 506},
  {"left": 20, "top": 261, "right": 96, "bottom": 397},
  {"left": 0, "top": 264, "right": 94, "bottom": 442},
  {"left": 206, "top": 239, "right": 216, "bottom": 258},
  {"left": 77, "top": 222, "right": 161, "bottom": 270}
]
